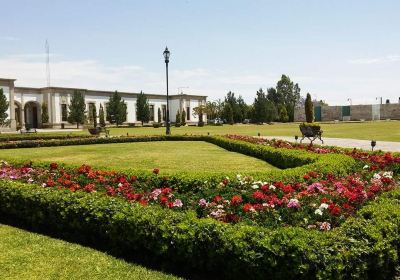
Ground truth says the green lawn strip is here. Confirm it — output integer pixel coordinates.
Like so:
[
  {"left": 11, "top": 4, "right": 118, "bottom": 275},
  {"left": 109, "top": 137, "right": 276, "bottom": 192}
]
[
  {"left": 0, "top": 141, "right": 276, "bottom": 174},
  {"left": 0, "top": 224, "right": 181, "bottom": 280}
]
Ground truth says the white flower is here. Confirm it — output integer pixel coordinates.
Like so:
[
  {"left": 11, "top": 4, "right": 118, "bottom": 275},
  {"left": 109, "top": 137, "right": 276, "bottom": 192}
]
[
  {"left": 319, "top": 203, "right": 329, "bottom": 210},
  {"left": 373, "top": 173, "right": 381, "bottom": 180},
  {"left": 269, "top": 185, "right": 276, "bottom": 190},
  {"left": 314, "top": 209, "right": 323, "bottom": 216},
  {"left": 217, "top": 204, "right": 224, "bottom": 209},
  {"left": 251, "top": 184, "right": 259, "bottom": 189},
  {"left": 118, "top": 183, "right": 123, "bottom": 187},
  {"left": 383, "top": 171, "right": 393, "bottom": 179},
  {"left": 363, "top": 165, "right": 369, "bottom": 169}
]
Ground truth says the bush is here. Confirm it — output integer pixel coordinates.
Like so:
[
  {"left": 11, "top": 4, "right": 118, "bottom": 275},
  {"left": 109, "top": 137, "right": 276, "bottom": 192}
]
[{"left": 1, "top": 179, "right": 399, "bottom": 279}]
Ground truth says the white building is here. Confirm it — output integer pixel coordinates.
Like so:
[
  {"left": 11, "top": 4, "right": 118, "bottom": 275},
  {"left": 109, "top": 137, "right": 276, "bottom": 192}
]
[{"left": 0, "top": 78, "right": 207, "bottom": 131}]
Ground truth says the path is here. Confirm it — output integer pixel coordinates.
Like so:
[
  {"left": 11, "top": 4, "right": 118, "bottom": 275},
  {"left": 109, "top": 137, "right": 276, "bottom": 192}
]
[{"left": 263, "top": 136, "right": 400, "bottom": 152}]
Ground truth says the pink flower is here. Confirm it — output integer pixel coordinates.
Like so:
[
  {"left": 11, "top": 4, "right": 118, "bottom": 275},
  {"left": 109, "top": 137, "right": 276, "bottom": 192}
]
[
  {"left": 172, "top": 199, "right": 183, "bottom": 208},
  {"left": 198, "top": 198, "right": 208, "bottom": 207},
  {"left": 287, "top": 198, "right": 301, "bottom": 209},
  {"left": 320, "top": 222, "right": 331, "bottom": 231}
]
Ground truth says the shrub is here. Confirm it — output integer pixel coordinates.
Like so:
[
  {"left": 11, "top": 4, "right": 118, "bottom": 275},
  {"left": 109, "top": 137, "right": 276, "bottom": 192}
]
[{"left": 1, "top": 180, "right": 400, "bottom": 279}]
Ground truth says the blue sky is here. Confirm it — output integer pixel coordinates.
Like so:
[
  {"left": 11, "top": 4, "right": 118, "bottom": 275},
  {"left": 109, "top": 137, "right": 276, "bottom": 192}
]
[{"left": 1, "top": 0, "right": 399, "bottom": 105}]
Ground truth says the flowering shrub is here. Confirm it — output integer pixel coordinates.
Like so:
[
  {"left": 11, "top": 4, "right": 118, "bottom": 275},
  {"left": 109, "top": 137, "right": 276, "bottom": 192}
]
[{"left": 1, "top": 152, "right": 398, "bottom": 230}]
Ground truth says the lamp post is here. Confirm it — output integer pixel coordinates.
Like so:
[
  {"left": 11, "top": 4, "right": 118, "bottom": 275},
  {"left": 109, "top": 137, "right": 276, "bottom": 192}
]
[
  {"left": 371, "top": 140, "right": 376, "bottom": 151},
  {"left": 163, "top": 47, "right": 171, "bottom": 135}
]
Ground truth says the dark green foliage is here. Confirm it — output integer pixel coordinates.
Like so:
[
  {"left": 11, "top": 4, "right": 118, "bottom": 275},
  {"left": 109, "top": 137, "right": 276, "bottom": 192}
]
[
  {"left": 225, "top": 104, "right": 234, "bottom": 124},
  {"left": 0, "top": 88, "right": 8, "bottom": 125},
  {"left": 67, "top": 90, "right": 86, "bottom": 128},
  {"left": 92, "top": 105, "right": 97, "bottom": 128},
  {"left": 99, "top": 104, "right": 106, "bottom": 127},
  {"left": 193, "top": 105, "right": 205, "bottom": 127},
  {"left": 136, "top": 91, "right": 150, "bottom": 125},
  {"left": 278, "top": 105, "right": 289, "bottom": 123},
  {"left": 181, "top": 109, "right": 186, "bottom": 126},
  {"left": 305, "top": 93, "right": 314, "bottom": 123},
  {"left": 41, "top": 102, "right": 49, "bottom": 124},
  {"left": 222, "top": 91, "right": 244, "bottom": 123},
  {"left": 175, "top": 110, "right": 181, "bottom": 127},
  {"left": 253, "top": 88, "right": 277, "bottom": 123},
  {"left": 157, "top": 108, "right": 162, "bottom": 123},
  {"left": 107, "top": 91, "right": 127, "bottom": 127}
]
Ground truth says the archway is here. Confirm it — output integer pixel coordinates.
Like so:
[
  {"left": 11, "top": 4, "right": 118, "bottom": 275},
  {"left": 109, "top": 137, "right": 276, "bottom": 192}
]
[{"left": 24, "top": 101, "right": 41, "bottom": 129}]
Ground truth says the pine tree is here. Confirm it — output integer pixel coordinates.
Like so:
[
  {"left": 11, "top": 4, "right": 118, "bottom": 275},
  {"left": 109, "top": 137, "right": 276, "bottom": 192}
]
[
  {"left": 68, "top": 90, "right": 86, "bottom": 128},
  {"left": 225, "top": 103, "right": 234, "bottom": 125},
  {"left": 92, "top": 105, "right": 97, "bottom": 128},
  {"left": 99, "top": 104, "right": 106, "bottom": 127},
  {"left": 107, "top": 91, "right": 127, "bottom": 126},
  {"left": 181, "top": 109, "right": 186, "bottom": 126},
  {"left": 157, "top": 107, "right": 162, "bottom": 123},
  {"left": 136, "top": 91, "right": 150, "bottom": 125},
  {"left": 175, "top": 110, "right": 181, "bottom": 127},
  {"left": 0, "top": 88, "right": 9, "bottom": 125},
  {"left": 41, "top": 102, "right": 49, "bottom": 124},
  {"left": 305, "top": 93, "right": 314, "bottom": 123}
]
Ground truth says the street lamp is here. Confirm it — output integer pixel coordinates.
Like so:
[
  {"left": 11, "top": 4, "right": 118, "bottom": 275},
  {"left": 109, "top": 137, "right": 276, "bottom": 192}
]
[{"left": 163, "top": 47, "right": 171, "bottom": 135}]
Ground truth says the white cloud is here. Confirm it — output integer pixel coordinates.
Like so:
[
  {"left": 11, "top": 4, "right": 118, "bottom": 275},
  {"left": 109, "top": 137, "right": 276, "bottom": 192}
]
[{"left": 348, "top": 55, "right": 400, "bottom": 64}]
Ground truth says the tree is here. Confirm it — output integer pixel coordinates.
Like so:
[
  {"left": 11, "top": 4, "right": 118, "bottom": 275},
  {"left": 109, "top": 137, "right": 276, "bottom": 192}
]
[
  {"left": 0, "top": 88, "right": 9, "bottom": 125},
  {"left": 225, "top": 103, "right": 234, "bottom": 124},
  {"left": 253, "top": 88, "right": 277, "bottom": 123},
  {"left": 305, "top": 93, "right": 314, "bottom": 123},
  {"left": 136, "top": 91, "right": 150, "bottom": 125},
  {"left": 99, "top": 104, "right": 106, "bottom": 127},
  {"left": 193, "top": 105, "right": 205, "bottom": 127},
  {"left": 157, "top": 107, "right": 162, "bottom": 123},
  {"left": 175, "top": 110, "right": 181, "bottom": 126},
  {"left": 276, "top": 75, "right": 300, "bottom": 122},
  {"left": 181, "top": 109, "right": 186, "bottom": 126},
  {"left": 205, "top": 101, "right": 218, "bottom": 120},
  {"left": 223, "top": 91, "right": 243, "bottom": 123},
  {"left": 107, "top": 91, "right": 127, "bottom": 126},
  {"left": 68, "top": 90, "right": 86, "bottom": 128},
  {"left": 278, "top": 105, "right": 289, "bottom": 123},
  {"left": 92, "top": 105, "right": 97, "bottom": 128},
  {"left": 41, "top": 102, "right": 49, "bottom": 123}
]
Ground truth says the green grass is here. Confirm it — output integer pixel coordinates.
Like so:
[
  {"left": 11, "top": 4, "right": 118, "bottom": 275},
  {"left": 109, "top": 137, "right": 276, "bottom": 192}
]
[
  {"left": 4, "top": 121, "right": 400, "bottom": 141},
  {"left": 0, "top": 224, "right": 180, "bottom": 280},
  {"left": 0, "top": 141, "right": 276, "bottom": 174},
  {"left": 105, "top": 121, "right": 400, "bottom": 142}
]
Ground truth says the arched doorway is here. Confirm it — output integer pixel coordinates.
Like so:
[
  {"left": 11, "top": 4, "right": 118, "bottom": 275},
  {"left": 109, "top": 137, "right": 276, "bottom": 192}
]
[{"left": 24, "top": 102, "right": 40, "bottom": 129}]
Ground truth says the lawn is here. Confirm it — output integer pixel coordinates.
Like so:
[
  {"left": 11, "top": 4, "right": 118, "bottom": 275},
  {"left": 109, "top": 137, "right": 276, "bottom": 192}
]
[
  {"left": 105, "top": 121, "right": 400, "bottom": 142},
  {"left": 0, "top": 224, "right": 180, "bottom": 280},
  {"left": 3, "top": 121, "right": 399, "bottom": 141},
  {"left": 0, "top": 141, "right": 276, "bottom": 174}
]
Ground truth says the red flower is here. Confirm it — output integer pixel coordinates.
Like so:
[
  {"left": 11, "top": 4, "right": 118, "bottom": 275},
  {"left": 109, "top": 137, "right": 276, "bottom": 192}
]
[
  {"left": 83, "top": 183, "right": 95, "bottom": 193},
  {"left": 160, "top": 196, "right": 169, "bottom": 205},
  {"left": 252, "top": 191, "right": 265, "bottom": 200},
  {"left": 231, "top": 195, "right": 243, "bottom": 205},
  {"left": 328, "top": 203, "right": 341, "bottom": 216},
  {"left": 117, "top": 176, "right": 127, "bottom": 184},
  {"left": 49, "top": 162, "right": 58, "bottom": 170},
  {"left": 153, "top": 168, "right": 160, "bottom": 175},
  {"left": 303, "top": 174, "right": 310, "bottom": 180},
  {"left": 243, "top": 203, "right": 255, "bottom": 212},
  {"left": 222, "top": 178, "right": 229, "bottom": 185},
  {"left": 130, "top": 175, "right": 138, "bottom": 182},
  {"left": 161, "top": 187, "right": 172, "bottom": 194},
  {"left": 46, "top": 179, "right": 55, "bottom": 187},
  {"left": 213, "top": 195, "right": 222, "bottom": 203}
]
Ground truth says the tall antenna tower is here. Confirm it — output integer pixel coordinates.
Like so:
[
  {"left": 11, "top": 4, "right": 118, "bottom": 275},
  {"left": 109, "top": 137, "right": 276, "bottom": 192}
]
[{"left": 45, "top": 39, "right": 50, "bottom": 87}]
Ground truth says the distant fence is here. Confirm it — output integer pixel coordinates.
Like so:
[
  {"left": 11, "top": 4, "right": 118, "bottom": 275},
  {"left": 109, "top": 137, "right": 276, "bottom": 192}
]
[{"left": 294, "top": 103, "right": 400, "bottom": 122}]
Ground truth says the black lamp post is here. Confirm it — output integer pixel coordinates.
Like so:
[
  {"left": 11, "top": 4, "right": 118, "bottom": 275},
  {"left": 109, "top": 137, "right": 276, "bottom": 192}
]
[
  {"left": 295, "top": 135, "right": 298, "bottom": 143},
  {"left": 163, "top": 47, "right": 171, "bottom": 135}
]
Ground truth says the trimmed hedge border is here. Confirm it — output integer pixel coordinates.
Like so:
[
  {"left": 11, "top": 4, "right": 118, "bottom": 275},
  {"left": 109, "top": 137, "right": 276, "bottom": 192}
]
[
  {"left": 0, "top": 135, "right": 357, "bottom": 190},
  {"left": 0, "top": 133, "right": 94, "bottom": 142},
  {"left": 0, "top": 179, "right": 399, "bottom": 279}
]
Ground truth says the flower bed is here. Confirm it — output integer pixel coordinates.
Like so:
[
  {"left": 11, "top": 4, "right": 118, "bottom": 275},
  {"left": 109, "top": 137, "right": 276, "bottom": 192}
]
[{"left": 0, "top": 134, "right": 400, "bottom": 278}]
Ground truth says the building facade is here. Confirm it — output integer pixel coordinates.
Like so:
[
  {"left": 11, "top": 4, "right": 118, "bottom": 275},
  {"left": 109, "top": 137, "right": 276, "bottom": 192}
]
[
  {"left": 0, "top": 78, "right": 207, "bottom": 131},
  {"left": 294, "top": 103, "right": 400, "bottom": 122}
]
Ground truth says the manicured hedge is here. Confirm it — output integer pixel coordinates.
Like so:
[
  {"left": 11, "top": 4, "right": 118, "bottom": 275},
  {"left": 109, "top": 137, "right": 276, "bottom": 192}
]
[
  {"left": 0, "top": 133, "right": 93, "bottom": 142},
  {"left": 0, "top": 179, "right": 399, "bottom": 279},
  {"left": 1, "top": 135, "right": 357, "bottom": 192}
]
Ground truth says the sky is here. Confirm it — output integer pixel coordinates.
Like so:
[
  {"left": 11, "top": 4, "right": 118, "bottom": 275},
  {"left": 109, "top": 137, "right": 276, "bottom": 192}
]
[{"left": 0, "top": 0, "right": 399, "bottom": 105}]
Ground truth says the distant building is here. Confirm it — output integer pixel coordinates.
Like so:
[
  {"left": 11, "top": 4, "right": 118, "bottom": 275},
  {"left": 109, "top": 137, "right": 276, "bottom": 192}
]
[
  {"left": 0, "top": 78, "right": 207, "bottom": 131},
  {"left": 294, "top": 103, "right": 400, "bottom": 122}
]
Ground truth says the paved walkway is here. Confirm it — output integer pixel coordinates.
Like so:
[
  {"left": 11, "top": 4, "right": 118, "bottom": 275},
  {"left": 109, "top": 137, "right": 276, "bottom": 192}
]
[{"left": 263, "top": 136, "right": 400, "bottom": 152}]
